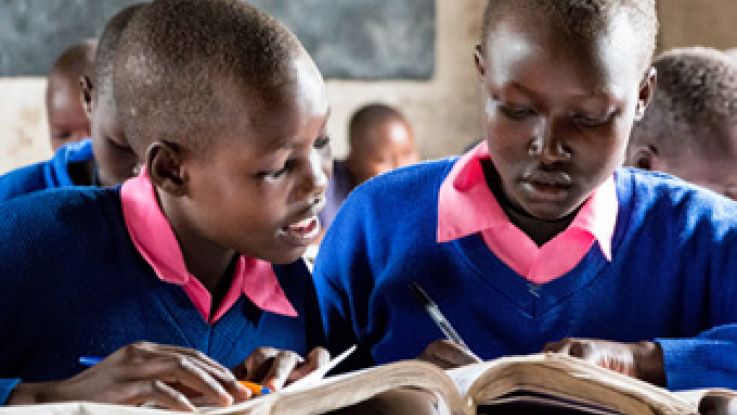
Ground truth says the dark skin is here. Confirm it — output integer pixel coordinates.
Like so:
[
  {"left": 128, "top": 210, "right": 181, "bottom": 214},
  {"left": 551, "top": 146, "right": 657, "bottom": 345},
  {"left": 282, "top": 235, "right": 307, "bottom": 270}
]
[
  {"left": 47, "top": 73, "right": 91, "bottom": 151},
  {"left": 7, "top": 52, "right": 332, "bottom": 410},
  {"left": 80, "top": 75, "right": 140, "bottom": 186},
  {"left": 422, "top": 6, "right": 667, "bottom": 387}
]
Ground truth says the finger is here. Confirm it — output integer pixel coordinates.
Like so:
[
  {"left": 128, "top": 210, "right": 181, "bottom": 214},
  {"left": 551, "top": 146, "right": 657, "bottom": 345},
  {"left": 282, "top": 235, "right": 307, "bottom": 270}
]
[
  {"left": 185, "top": 357, "right": 249, "bottom": 403},
  {"left": 150, "top": 344, "right": 231, "bottom": 373},
  {"left": 419, "top": 340, "right": 480, "bottom": 369},
  {"left": 287, "top": 347, "right": 330, "bottom": 382},
  {"left": 244, "top": 347, "right": 280, "bottom": 381},
  {"left": 261, "top": 351, "right": 303, "bottom": 391},
  {"left": 121, "top": 380, "right": 196, "bottom": 412},
  {"left": 123, "top": 354, "right": 234, "bottom": 407},
  {"left": 542, "top": 339, "right": 570, "bottom": 354}
]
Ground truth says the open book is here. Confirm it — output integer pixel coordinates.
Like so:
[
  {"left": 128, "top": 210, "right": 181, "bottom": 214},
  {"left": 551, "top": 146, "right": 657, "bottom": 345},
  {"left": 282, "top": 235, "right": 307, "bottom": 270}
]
[{"left": 0, "top": 353, "right": 724, "bottom": 415}]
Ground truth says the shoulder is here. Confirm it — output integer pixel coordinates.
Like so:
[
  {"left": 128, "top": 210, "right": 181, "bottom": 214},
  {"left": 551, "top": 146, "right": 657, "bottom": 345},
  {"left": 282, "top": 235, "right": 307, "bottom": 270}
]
[
  {"left": 0, "top": 186, "right": 122, "bottom": 236},
  {"left": 345, "top": 158, "right": 457, "bottom": 212},
  {"left": 616, "top": 167, "right": 737, "bottom": 236},
  {"left": 0, "top": 161, "right": 50, "bottom": 202}
]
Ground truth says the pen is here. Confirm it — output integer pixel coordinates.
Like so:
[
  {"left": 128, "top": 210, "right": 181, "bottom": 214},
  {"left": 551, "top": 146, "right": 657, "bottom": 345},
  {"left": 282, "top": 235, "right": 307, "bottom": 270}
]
[
  {"left": 410, "top": 281, "right": 470, "bottom": 350},
  {"left": 78, "top": 356, "right": 103, "bottom": 367},
  {"left": 80, "top": 356, "right": 270, "bottom": 396},
  {"left": 238, "top": 381, "right": 271, "bottom": 396}
]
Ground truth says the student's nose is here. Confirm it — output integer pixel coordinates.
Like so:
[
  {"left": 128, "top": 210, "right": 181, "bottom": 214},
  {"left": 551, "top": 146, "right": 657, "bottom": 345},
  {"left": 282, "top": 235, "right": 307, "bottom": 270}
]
[
  {"left": 297, "top": 149, "right": 329, "bottom": 203},
  {"left": 528, "top": 118, "right": 571, "bottom": 165}
]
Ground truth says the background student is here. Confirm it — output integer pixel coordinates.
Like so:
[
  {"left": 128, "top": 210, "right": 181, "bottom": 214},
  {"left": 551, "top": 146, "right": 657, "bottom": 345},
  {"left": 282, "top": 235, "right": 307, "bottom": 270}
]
[
  {"left": 626, "top": 47, "right": 737, "bottom": 200},
  {"left": 0, "top": 4, "right": 142, "bottom": 202},
  {"left": 46, "top": 39, "right": 96, "bottom": 151},
  {"left": 314, "top": 0, "right": 737, "bottom": 391},
  {"left": 0, "top": 0, "right": 330, "bottom": 409},
  {"left": 319, "top": 103, "right": 419, "bottom": 232}
]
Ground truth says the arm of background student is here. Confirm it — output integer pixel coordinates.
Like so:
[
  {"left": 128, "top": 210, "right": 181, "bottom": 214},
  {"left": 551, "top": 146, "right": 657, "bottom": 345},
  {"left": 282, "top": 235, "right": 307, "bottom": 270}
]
[
  {"left": 5, "top": 342, "right": 249, "bottom": 411},
  {"left": 232, "top": 346, "right": 330, "bottom": 391}
]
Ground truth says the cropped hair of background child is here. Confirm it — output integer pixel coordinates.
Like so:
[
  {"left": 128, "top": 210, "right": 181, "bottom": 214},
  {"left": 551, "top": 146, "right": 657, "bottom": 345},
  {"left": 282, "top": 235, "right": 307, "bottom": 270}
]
[
  {"left": 0, "top": 0, "right": 331, "bottom": 410},
  {"left": 627, "top": 47, "right": 737, "bottom": 200},
  {"left": 314, "top": 0, "right": 737, "bottom": 391},
  {"left": 46, "top": 39, "right": 96, "bottom": 151},
  {"left": 0, "top": 4, "right": 142, "bottom": 202}
]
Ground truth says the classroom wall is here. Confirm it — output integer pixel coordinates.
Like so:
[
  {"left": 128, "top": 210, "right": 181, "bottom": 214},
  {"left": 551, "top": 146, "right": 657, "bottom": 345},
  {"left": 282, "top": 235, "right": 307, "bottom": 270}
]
[{"left": 1, "top": 0, "right": 737, "bottom": 173}]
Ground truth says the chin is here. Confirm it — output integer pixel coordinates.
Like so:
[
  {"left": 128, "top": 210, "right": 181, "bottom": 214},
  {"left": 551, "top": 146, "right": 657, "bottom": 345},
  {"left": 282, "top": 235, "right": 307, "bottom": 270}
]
[
  {"left": 523, "top": 202, "right": 578, "bottom": 222},
  {"left": 260, "top": 247, "right": 307, "bottom": 265}
]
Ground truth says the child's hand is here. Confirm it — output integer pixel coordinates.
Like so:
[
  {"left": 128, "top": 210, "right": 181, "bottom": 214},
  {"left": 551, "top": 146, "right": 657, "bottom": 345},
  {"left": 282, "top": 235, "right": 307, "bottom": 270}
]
[
  {"left": 543, "top": 338, "right": 666, "bottom": 386},
  {"left": 418, "top": 339, "right": 482, "bottom": 369},
  {"left": 7, "top": 342, "right": 249, "bottom": 411},
  {"left": 233, "top": 346, "right": 330, "bottom": 391}
]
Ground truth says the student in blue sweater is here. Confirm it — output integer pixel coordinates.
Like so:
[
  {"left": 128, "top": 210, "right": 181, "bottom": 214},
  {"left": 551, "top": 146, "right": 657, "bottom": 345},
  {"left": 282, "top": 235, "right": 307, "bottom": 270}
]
[
  {"left": 0, "top": 0, "right": 330, "bottom": 410},
  {"left": 314, "top": 0, "right": 737, "bottom": 390},
  {"left": 626, "top": 47, "right": 737, "bottom": 200},
  {"left": 0, "top": 4, "right": 141, "bottom": 202}
]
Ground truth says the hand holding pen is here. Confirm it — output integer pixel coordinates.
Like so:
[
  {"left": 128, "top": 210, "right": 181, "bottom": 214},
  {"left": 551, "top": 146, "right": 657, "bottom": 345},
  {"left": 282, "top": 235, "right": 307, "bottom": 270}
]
[
  {"left": 411, "top": 282, "right": 483, "bottom": 369},
  {"left": 8, "top": 342, "right": 248, "bottom": 411}
]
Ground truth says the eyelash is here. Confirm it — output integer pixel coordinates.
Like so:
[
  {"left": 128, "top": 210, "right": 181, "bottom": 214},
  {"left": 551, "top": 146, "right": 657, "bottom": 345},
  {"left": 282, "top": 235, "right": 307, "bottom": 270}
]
[
  {"left": 314, "top": 135, "right": 331, "bottom": 150},
  {"left": 572, "top": 113, "right": 613, "bottom": 127},
  {"left": 499, "top": 105, "right": 536, "bottom": 121},
  {"left": 258, "top": 135, "right": 331, "bottom": 179}
]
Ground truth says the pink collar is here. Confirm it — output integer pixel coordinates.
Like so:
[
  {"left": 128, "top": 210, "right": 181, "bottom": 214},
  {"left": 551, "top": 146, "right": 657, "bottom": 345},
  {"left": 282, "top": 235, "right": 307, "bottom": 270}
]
[
  {"left": 437, "top": 141, "right": 618, "bottom": 283},
  {"left": 120, "top": 171, "right": 297, "bottom": 323}
]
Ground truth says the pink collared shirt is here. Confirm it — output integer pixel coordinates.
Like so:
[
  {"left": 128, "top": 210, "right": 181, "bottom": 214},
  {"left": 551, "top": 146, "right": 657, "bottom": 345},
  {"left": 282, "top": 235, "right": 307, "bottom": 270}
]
[
  {"left": 437, "top": 142, "right": 618, "bottom": 284},
  {"left": 120, "top": 172, "right": 298, "bottom": 324}
]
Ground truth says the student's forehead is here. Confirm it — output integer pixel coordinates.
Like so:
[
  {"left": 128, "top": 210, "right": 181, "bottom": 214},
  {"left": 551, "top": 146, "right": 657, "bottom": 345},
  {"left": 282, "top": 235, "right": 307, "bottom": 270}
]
[{"left": 485, "top": 13, "right": 642, "bottom": 98}]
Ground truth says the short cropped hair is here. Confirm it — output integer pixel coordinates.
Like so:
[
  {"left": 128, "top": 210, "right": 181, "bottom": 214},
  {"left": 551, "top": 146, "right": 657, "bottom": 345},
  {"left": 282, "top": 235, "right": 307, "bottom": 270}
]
[
  {"left": 49, "top": 39, "right": 97, "bottom": 81},
  {"left": 114, "top": 0, "right": 303, "bottom": 155},
  {"left": 630, "top": 47, "right": 737, "bottom": 158},
  {"left": 480, "top": 0, "right": 658, "bottom": 71},
  {"left": 349, "top": 103, "right": 408, "bottom": 150},
  {"left": 94, "top": 3, "right": 145, "bottom": 98}
]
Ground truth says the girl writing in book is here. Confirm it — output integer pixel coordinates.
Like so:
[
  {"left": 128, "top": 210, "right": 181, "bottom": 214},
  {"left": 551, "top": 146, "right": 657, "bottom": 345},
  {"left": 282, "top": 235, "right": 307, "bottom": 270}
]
[{"left": 314, "top": 0, "right": 737, "bottom": 390}]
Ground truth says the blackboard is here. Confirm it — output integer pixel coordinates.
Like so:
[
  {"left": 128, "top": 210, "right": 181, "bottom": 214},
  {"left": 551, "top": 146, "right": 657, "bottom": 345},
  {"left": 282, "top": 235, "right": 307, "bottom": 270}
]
[{"left": 0, "top": 0, "right": 436, "bottom": 79}]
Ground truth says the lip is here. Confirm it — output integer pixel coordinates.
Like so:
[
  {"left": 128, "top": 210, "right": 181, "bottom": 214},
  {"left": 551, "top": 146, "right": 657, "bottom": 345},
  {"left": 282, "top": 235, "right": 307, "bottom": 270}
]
[
  {"left": 278, "top": 215, "right": 321, "bottom": 247},
  {"left": 520, "top": 171, "right": 573, "bottom": 202},
  {"left": 277, "top": 200, "right": 326, "bottom": 247}
]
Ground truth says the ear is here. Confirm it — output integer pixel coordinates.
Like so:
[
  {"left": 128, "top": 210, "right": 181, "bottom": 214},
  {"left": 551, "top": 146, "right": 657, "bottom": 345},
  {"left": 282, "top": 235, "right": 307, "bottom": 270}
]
[
  {"left": 628, "top": 144, "right": 660, "bottom": 171},
  {"left": 474, "top": 44, "right": 486, "bottom": 81},
  {"left": 146, "top": 140, "right": 189, "bottom": 197},
  {"left": 635, "top": 66, "right": 657, "bottom": 121},
  {"left": 80, "top": 75, "right": 94, "bottom": 119}
]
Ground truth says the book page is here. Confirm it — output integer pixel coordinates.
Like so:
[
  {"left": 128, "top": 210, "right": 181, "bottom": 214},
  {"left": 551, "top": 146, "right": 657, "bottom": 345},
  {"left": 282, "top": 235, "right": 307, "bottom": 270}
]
[
  {"left": 447, "top": 353, "right": 698, "bottom": 415},
  {"left": 203, "top": 360, "right": 465, "bottom": 415}
]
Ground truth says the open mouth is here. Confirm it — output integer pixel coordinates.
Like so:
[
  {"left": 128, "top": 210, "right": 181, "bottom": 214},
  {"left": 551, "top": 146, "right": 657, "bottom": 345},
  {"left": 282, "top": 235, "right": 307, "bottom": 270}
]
[
  {"left": 521, "top": 172, "right": 573, "bottom": 201},
  {"left": 281, "top": 215, "right": 321, "bottom": 245}
]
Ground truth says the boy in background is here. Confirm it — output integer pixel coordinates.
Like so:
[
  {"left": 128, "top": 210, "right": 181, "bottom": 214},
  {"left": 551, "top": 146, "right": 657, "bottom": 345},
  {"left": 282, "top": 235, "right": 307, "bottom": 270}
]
[
  {"left": 46, "top": 39, "right": 96, "bottom": 151},
  {"left": 627, "top": 47, "right": 737, "bottom": 200},
  {"left": 0, "top": 5, "right": 141, "bottom": 201},
  {"left": 319, "top": 103, "right": 418, "bottom": 231},
  {"left": 0, "top": 0, "right": 329, "bottom": 409}
]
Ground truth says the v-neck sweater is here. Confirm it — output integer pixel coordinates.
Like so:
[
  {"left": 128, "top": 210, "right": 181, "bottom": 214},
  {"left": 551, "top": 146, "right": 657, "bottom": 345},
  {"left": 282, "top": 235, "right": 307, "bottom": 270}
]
[{"left": 314, "top": 160, "right": 737, "bottom": 391}]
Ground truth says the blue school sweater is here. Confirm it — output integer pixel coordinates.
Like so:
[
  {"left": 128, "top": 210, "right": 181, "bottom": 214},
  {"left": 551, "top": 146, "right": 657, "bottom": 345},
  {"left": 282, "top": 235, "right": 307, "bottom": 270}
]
[
  {"left": 0, "top": 138, "right": 94, "bottom": 202},
  {"left": 313, "top": 159, "right": 737, "bottom": 391},
  {"left": 0, "top": 187, "right": 324, "bottom": 404}
]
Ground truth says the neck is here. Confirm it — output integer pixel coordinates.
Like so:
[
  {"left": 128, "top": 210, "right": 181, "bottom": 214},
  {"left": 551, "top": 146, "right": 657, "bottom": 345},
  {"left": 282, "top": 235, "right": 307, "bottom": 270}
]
[
  {"left": 343, "top": 155, "right": 368, "bottom": 185},
  {"left": 155, "top": 188, "right": 236, "bottom": 293},
  {"left": 481, "top": 160, "right": 578, "bottom": 246}
]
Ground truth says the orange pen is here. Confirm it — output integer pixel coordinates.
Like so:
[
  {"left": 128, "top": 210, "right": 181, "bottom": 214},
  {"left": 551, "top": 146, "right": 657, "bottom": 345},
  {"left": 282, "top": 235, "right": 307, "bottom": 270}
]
[{"left": 239, "top": 380, "right": 271, "bottom": 396}]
